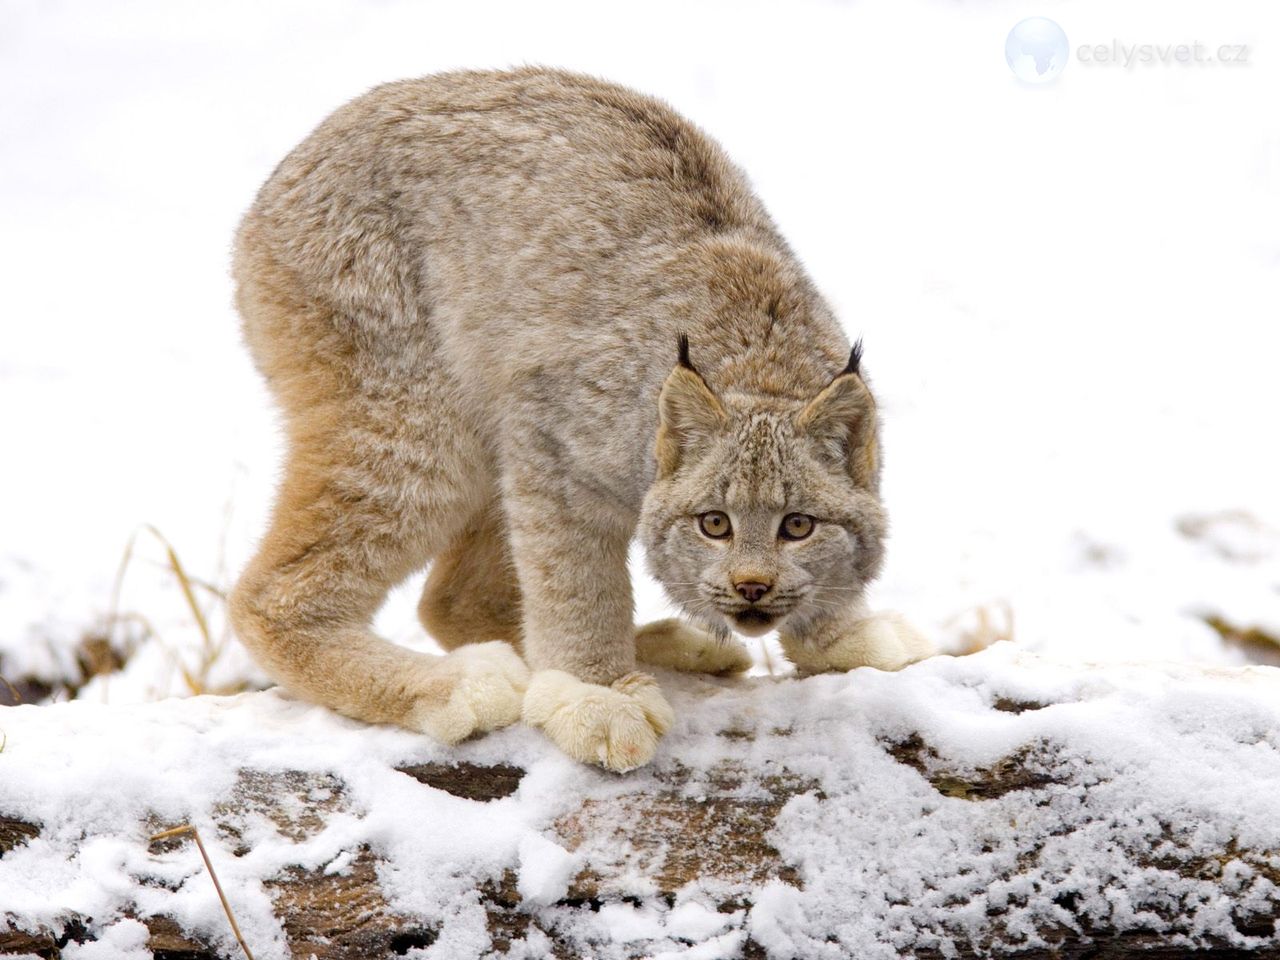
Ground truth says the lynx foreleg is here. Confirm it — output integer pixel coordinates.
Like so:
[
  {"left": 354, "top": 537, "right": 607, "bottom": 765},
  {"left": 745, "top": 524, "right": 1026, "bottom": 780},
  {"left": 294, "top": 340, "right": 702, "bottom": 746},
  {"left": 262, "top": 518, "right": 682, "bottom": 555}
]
[
  {"left": 504, "top": 476, "right": 673, "bottom": 772},
  {"left": 778, "top": 601, "right": 933, "bottom": 675},
  {"left": 635, "top": 619, "right": 751, "bottom": 675}
]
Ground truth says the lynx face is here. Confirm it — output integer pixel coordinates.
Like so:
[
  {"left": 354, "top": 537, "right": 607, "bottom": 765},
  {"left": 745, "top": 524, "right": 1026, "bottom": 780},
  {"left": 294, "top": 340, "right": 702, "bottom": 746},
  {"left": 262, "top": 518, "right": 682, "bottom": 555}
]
[{"left": 639, "top": 349, "right": 886, "bottom": 639}]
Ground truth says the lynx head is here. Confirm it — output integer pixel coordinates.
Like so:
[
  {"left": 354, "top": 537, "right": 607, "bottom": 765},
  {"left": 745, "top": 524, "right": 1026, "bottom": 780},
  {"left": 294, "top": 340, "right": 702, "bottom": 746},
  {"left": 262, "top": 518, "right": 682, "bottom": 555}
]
[{"left": 639, "top": 337, "right": 886, "bottom": 639}]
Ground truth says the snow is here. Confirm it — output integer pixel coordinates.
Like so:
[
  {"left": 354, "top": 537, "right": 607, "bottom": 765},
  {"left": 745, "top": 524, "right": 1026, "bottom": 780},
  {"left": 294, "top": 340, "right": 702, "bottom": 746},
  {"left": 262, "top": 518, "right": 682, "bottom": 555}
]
[
  {"left": 748, "top": 882, "right": 809, "bottom": 958},
  {"left": 515, "top": 834, "right": 577, "bottom": 907},
  {"left": 3, "top": 645, "right": 1279, "bottom": 956},
  {"left": 595, "top": 903, "right": 668, "bottom": 943},
  {"left": 2, "top": 1, "right": 1279, "bottom": 954},
  {"left": 665, "top": 901, "right": 734, "bottom": 942},
  {"left": 651, "top": 930, "right": 748, "bottom": 960},
  {"left": 62, "top": 918, "right": 151, "bottom": 960}
]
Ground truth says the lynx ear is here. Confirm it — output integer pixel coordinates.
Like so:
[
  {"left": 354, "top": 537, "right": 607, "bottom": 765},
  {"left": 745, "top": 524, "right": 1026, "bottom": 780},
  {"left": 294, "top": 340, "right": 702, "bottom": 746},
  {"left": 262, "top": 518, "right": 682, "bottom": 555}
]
[
  {"left": 655, "top": 336, "right": 727, "bottom": 477},
  {"left": 796, "top": 342, "right": 879, "bottom": 490}
]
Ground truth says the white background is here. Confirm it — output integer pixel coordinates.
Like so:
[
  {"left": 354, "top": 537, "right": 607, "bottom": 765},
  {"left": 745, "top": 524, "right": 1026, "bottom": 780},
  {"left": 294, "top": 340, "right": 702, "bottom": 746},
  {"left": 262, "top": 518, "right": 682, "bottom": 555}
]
[{"left": 2, "top": 0, "right": 1277, "bottom": 699}]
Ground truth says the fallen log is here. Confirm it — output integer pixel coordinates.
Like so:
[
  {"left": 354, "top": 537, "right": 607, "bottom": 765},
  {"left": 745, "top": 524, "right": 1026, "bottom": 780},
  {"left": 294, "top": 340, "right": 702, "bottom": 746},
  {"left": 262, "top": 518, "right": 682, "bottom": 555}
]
[{"left": 2, "top": 646, "right": 1279, "bottom": 958}]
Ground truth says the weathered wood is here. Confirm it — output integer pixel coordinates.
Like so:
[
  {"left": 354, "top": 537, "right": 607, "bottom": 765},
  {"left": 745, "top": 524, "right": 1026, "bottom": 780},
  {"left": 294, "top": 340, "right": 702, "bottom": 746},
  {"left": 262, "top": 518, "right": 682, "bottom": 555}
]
[
  {"left": 4, "top": 747, "right": 1279, "bottom": 958},
  {"left": 396, "top": 761, "right": 525, "bottom": 802},
  {"left": 0, "top": 928, "right": 59, "bottom": 959},
  {"left": 0, "top": 816, "right": 40, "bottom": 856},
  {"left": 557, "top": 764, "right": 810, "bottom": 898},
  {"left": 264, "top": 849, "right": 435, "bottom": 959}
]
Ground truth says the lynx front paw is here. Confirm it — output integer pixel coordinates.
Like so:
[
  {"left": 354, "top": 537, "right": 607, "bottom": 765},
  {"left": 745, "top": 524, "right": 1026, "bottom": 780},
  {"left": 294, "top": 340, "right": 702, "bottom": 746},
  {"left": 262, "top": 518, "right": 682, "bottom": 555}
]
[
  {"left": 635, "top": 619, "right": 752, "bottom": 675},
  {"left": 409, "top": 641, "right": 530, "bottom": 745},
  {"left": 522, "top": 670, "right": 675, "bottom": 772},
  {"left": 784, "top": 611, "right": 934, "bottom": 675}
]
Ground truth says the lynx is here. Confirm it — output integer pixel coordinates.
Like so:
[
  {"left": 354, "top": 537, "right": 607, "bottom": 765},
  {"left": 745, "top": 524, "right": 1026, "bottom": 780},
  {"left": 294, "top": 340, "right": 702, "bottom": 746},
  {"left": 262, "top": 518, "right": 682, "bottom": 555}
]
[{"left": 229, "top": 68, "right": 932, "bottom": 772}]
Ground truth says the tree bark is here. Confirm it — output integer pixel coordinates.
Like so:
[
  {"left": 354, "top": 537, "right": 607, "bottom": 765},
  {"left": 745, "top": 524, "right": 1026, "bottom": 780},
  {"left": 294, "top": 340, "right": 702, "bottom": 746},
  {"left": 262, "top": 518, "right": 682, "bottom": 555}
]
[{"left": 3, "top": 748, "right": 1278, "bottom": 959}]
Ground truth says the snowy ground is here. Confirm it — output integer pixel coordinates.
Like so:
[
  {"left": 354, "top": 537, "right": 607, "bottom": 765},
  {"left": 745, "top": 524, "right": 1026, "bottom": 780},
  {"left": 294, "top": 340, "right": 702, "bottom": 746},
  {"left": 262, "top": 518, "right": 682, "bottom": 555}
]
[
  {"left": 2, "top": 1, "right": 1279, "bottom": 700},
  {"left": 3, "top": 645, "right": 1279, "bottom": 957}
]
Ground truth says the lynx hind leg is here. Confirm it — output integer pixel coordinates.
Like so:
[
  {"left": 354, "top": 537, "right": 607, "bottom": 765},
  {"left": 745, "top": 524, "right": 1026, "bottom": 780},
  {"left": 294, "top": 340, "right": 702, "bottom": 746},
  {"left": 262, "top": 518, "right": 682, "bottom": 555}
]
[
  {"left": 418, "top": 504, "right": 524, "bottom": 654},
  {"left": 230, "top": 448, "right": 530, "bottom": 743},
  {"left": 229, "top": 256, "right": 526, "bottom": 744},
  {"left": 635, "top": 619, "right": 752, "bottom": 675},
  {"left": 230, "top": 442, "right": 531, "bottom": 744}
]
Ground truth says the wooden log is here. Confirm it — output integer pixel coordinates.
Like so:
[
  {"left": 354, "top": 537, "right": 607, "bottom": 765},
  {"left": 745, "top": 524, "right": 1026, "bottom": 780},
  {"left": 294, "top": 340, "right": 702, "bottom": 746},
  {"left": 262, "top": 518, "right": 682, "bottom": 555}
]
[
  {"left": 4, "top": 749, "right": 1277, "bottom": 959},
  {"left": 4, "top": 654, "right": 1280, "bottom": 960}
]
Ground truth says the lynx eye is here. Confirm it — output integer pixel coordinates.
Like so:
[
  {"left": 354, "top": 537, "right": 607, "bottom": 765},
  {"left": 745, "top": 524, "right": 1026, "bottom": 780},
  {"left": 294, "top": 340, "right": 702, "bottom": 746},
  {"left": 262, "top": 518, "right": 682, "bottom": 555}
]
[
  {"left": 698, "top": 511, "right": 732, "bottom": 539},
  {"left": 779, "top": 513, "right": 815, "bottom": 541}
]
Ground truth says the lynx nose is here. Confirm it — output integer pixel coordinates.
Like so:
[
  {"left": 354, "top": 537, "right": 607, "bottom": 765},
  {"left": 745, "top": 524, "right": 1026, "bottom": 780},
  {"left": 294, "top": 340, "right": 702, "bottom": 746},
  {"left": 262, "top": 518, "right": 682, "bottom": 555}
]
[{"left": 734, "top": 580, "right": 772, "bottom": 604}]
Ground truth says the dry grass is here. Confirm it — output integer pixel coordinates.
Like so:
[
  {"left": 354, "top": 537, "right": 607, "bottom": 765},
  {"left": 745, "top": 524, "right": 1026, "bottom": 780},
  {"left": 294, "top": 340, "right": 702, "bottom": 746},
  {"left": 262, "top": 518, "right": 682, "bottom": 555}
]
[
  {"left": 149, "top": 824, "right": 255, "bottom": 960},
  {"left": 945, "top": 600, "right": 1016, "bottom": 655},
  {"left": 1, "top": 675, "right": 22, "bottom": 757},
  {"left": 1201, "top": 613, "right": 1280, "bottom": 667},
  {"left": 104, "top": 524, "right": 241, "bottom": 697},
  {"left": 0, "top": 675, "right": 22, "bottom": 705}
]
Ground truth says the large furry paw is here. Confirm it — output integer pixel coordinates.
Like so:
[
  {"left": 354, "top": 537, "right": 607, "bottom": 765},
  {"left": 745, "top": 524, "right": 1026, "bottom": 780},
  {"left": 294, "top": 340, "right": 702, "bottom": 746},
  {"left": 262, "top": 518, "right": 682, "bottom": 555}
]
[
  {"left": 409, "top": 641, "right": 530, "bottom": 745},
  {"left": 522, "top": 670, "right": 675, "bottom": 772},
  {"left": 784, "top": 611, "right": 934, "bottom": 675},
  {"left": 635, "top": 618, "right": 752, "bottom": 675}
]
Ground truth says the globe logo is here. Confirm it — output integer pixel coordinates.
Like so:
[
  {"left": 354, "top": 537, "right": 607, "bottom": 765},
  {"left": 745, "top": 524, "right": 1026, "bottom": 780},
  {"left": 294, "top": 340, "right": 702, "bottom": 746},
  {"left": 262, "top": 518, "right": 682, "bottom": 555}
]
[{"left": 1005, "top": 17, "right": 1069, "bottom": 84}]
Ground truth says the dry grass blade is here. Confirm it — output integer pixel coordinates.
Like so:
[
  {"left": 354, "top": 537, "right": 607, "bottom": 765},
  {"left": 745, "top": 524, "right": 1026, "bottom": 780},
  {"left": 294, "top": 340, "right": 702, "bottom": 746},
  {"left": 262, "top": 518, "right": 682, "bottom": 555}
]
[
  {"left": 178, "top": 573, "right": 228, "bottom": 602},
  {"left": 105, "top": 529, "right": 139, "bottom": 635},
  {"left": 107, "top": 525, "right": 230, "bottom": 696},
  {"left": 1202, "top": 613, "right": 1280, "bottom": 666},
  {"left": 0, "top": 675, "right": 22, "bottom": 705},
  {"left": 141, "top": 525, "right": 216, "bottom": 661},
  {"left": 149, "top": 824, "right": 255, "bottom": 960},
  {"left": 946, "top": 600, "right": 1016, "bottom": 655}
]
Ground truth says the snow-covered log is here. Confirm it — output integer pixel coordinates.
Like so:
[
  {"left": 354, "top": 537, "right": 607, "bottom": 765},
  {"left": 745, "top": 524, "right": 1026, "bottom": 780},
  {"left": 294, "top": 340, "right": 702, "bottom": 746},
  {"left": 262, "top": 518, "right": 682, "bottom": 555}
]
[{"left": 2, "top": 645, "right": 1278, "bottom": 959}]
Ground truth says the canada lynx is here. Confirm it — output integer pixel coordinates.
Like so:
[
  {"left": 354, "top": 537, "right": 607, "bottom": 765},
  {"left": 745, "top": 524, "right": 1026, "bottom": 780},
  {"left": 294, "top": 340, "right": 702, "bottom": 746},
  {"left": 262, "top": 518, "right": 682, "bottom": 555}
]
[{"left": 230, "top": 68, "right": 932, "bottom": 772}]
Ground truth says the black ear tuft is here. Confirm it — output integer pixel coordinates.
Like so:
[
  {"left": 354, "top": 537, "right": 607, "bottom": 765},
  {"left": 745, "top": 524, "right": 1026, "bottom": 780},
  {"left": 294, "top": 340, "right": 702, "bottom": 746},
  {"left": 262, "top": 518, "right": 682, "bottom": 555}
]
[
  {"left": 677, "top": 333, "right": 696, "bottom": 372},
  {"left": 840, "top": 338, "right": 864, "bottom": 378}
]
